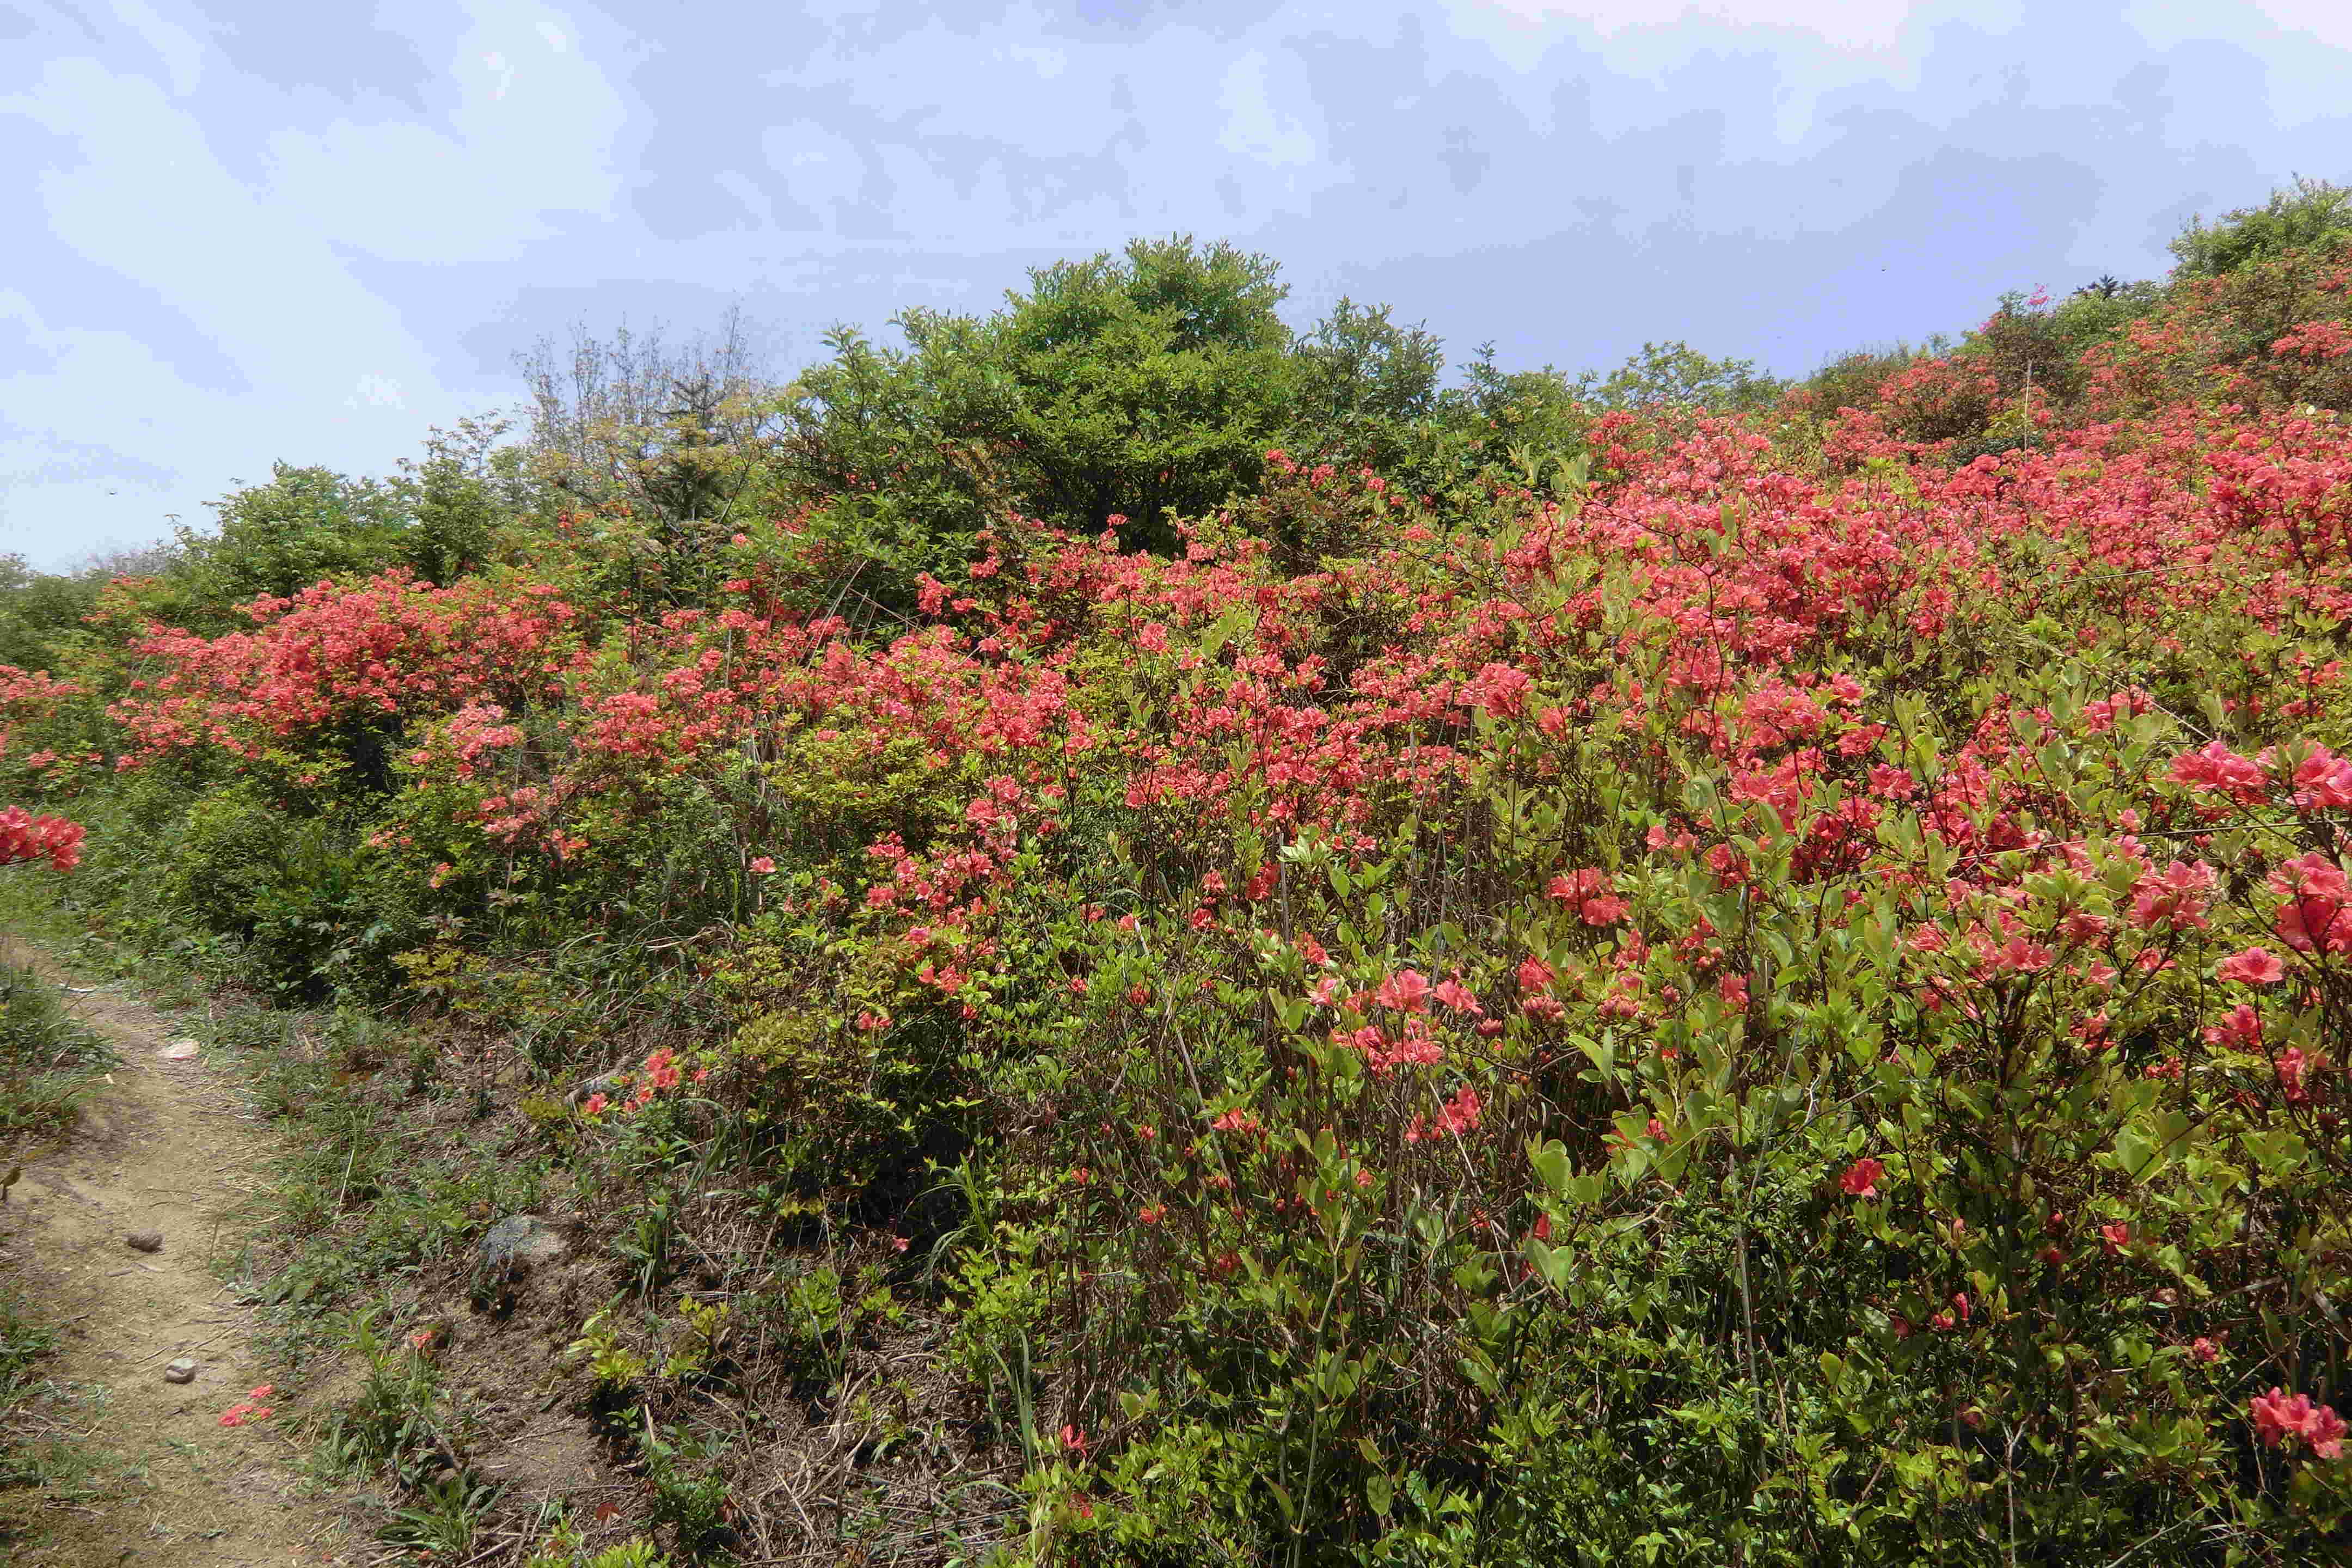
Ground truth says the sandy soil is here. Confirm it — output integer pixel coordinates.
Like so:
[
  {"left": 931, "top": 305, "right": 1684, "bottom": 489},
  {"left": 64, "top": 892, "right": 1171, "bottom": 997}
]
[{"left": 0, "top": 937, "right": 356, "bottom": 1566}]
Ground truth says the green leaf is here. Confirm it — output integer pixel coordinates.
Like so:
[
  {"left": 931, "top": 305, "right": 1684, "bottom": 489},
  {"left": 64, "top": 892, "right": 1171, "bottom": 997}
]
[{"left": 1530, "top": 1138, "right": 1573, "bottom": 1196}]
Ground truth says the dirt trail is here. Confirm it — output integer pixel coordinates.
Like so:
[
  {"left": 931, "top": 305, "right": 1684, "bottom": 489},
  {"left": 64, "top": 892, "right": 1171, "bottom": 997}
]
[{"left": 0, "top": 937, "right": 354, "bottom": 1565}]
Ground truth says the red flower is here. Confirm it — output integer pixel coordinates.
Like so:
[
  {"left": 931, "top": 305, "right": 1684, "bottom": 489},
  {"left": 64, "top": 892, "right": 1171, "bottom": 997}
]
[{"left": 1839, "top": 1157, "right": 1884, "bottom": 1199}]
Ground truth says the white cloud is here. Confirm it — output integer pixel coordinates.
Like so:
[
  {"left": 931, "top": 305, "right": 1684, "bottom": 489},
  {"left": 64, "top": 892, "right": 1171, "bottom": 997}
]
[
  {"left": 262, "top": 1, "right": 624, "bottom": 266},
  {"left": 349, "top": 374, "right": 407, "bottom": 409},
  {"left": 108, "top": 0, "right": 206, "bottom": 96},
  {"left": 0, "top": 56, "right": 461, "bottom": 561},
  {"left": 2126, "top": 0, "right": 2352, "bottom": 126},
  {"left": 1219, "top": 50, "right": 1320, "bottom": 168},
  {"left": 1481, "top": 0, "right": 1926, "bottom": 51},
  {"left": 762, "top": 119, "right": 869, "bottom": 231},
  {"left": 2238, "top": 0, "right": 2352, "bottom": 51}
]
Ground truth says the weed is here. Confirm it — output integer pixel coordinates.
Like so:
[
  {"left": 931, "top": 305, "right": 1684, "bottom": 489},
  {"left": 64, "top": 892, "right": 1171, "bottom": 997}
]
[
  {"left": 310, "top": 1309, "right": 458, "bottom": 1486},
  {"left": 0, "top": 1297, "right": 139, "bottom": 1544},
  {"left": 379, "top": 1471, "right": 502, "bottom": 1556},
  {"left": 0, "top": 960, "right": 113, "bottom": 1135}
]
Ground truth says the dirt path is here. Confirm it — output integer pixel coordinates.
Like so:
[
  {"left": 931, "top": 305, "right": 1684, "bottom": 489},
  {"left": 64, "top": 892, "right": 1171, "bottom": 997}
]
[{"left": 0, "top": 938, "right": 355, "bottom": 1565}]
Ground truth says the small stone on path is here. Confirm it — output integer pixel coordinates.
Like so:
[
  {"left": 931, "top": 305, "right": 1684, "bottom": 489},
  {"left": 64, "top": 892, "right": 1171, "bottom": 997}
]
[
  {"left": 158, "top": 1038, "right": 200, "bottom": 1061},
  {"left": 125, "top": 1230, "right": 164, "bottom": 1252},
  {"left": 163, "top": 1357, "right": 197, "bottom": 1384}
]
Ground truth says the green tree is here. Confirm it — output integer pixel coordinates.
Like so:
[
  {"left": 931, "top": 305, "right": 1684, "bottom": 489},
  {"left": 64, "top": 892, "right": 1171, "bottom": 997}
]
[
  {"left": 2169, "top": 176, "right": 2352, "bottom": 279},
  {"left": 174, "top": 463, "right": 412, "bottom": 610},
  {"left": 518, "top": 313, "right": 780, "bottom": 607},
  {"left": 1576, "top": 339, "right": 1779, "bottom": 413},
  {"left": 781, "top": 236, "right": 1301, "bottom": 571},
  {"left": 391, "top": 417, "right": 531, "bottom": 588},
  {"left": 1290, "top": 297, "right": 1447, "bottom": 470}
]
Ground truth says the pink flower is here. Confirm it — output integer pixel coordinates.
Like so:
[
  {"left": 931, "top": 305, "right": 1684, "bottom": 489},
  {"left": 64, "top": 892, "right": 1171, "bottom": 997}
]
[
  {"left": 2283, "top": 743, "right": 2352, "bottom": 809},
  {"left": 1435, "top": 1085, "right": 1481, "bottom": 1135},
  {"left": 2271, "top": 853, "right": 2352, "bottom": 954},
  {"left": 1516, "top": 955, "right": 1556, "bottom": 993},
  {"left": 1432, "top": 976, "right": 1483, "bottom": 1015},
  {"left": 1374, "top": 969, "right": 1432, "bottom": 1013},
  {"left": 1404, "top": 1083, "right": 1481, "bottom": 1143},
  {"left": 1839, "top": 1157, "right": 1884, "bottom": 1199},
  {"left": 2202, "top": 1003, "right": 2262, "bottom": 1049},
  {"left": 2216, "top": 946, "right": 2286, "bottom": 984},
  {"left": 749, "top": 855, "right": 776, "bottom": 874},
  {"left": 2169, "top": 740, "right": 2269, "bottom": 802},
  {"left": 2278, "top": 1046, "right": 2314, "bottom": 1102},
  {"left": 2252, "top": 1388, "right": 2348, "bottom": 1459},
  {"left": 1987, "top": 934, "right": 2054, "bottom": 973}
]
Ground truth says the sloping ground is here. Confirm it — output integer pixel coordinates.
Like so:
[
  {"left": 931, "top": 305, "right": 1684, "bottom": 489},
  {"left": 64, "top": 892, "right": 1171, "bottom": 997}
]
[{"left": 0, "top": 936, "right": 354, "bottom": 1565}]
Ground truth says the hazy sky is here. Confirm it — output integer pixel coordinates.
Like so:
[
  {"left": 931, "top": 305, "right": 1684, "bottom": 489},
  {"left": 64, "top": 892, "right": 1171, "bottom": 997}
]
[{"left": 4, "top": 0, "right": 2348, "bottom": 568}]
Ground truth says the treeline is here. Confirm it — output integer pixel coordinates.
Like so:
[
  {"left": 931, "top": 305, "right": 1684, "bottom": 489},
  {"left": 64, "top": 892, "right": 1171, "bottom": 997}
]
[{"left": 7, "top": 176, "right": 2339, "bottom": 650}]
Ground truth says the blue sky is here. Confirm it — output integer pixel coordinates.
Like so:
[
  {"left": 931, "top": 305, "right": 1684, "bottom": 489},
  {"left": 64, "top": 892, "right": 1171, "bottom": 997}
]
[{"left": 4, "top": 0, "right": 2348, "bottom": 569}]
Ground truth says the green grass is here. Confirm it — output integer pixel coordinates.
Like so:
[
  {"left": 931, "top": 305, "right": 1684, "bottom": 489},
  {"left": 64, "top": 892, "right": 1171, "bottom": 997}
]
[
  {"left": 0, "top": 960, "right": 114, "bottom": 1137},
  {"left": 0, "top": 1290, "right": 143, "bottom": 1552}
]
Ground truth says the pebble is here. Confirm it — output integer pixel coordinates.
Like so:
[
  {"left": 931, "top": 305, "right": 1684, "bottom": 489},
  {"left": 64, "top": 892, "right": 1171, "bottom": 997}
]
[
  {"left": 125, "top": 1230, "right": 164, "bottom": 1253},
  {"left": 163, "top": 1358, "right": 197, "bottom": 1384}
]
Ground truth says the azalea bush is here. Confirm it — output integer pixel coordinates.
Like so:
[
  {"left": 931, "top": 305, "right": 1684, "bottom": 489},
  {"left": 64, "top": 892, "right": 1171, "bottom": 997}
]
[{"left": 3, "top": 199, "right": 2351, "bottom": 1565}]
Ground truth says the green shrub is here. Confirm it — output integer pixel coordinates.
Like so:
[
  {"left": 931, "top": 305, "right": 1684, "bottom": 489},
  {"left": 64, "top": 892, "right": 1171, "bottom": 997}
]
[{"left": 163, "top": 783, "right": 402, "bottom": 999}]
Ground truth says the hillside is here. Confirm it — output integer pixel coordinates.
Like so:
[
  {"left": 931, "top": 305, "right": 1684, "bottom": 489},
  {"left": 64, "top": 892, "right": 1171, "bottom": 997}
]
[{"left": 3, "top": 180, "right": 2352, "bottom": 1565}]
